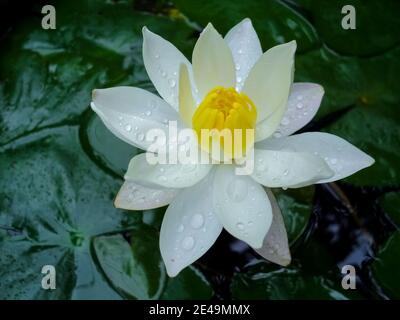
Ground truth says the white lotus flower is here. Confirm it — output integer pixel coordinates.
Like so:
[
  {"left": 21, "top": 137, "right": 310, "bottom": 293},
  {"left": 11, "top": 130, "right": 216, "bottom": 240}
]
[{"left": 91, "top": 19, "right": 374, "bottom": 277}]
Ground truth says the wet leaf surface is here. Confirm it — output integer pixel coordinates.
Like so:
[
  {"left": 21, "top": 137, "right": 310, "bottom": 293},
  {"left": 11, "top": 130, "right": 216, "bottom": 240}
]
[
  {"left": 172, "top": 0, "right": 320, "bottom": 53},
  {"left": 372, "top": 232, "right": 400, "bottom": 299}
]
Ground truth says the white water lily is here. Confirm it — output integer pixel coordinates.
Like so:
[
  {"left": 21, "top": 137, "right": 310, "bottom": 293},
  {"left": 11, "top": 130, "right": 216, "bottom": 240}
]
[{"left": 91, "top": 18, "right": 374, "bottom": 277}]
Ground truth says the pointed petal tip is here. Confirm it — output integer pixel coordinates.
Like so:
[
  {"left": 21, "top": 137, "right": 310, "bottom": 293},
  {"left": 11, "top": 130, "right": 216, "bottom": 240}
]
[
  {"left": 165, "top": 263, "right": 180, "bottom": 277},
  {"left": 142, "top": 26, "right": 149, "bottom": 35},
  {"left": 241, "top": 17, "right": 252, "bottom": 26}
]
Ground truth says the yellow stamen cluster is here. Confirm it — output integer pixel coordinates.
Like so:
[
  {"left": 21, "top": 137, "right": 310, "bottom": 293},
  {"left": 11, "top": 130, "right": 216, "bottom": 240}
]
[{"left": 192, "top": 86, "right": 257, "bottom": 160}]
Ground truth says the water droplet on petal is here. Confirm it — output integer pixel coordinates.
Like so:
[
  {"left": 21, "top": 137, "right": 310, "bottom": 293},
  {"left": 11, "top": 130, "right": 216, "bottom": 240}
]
[
  {"left": 235, "top": 64, "right": 241, "bottom": 71},
  {"left": 168, "top": 78, "right": 176, "bottom": 88},
  {"left": 236, "top": 222, "right": 245, "bottom": 230},
  {"left": 145, "top": 110, "right": 152, "bottom": 116},
  {"left": 177, "top": 224, "right": 184, "bottom": 232},
  {"left": 281, "top": 117, "right": 290, "bottom": 126},
  {"left": 181, "top": 236, "right": 195, "bottom": 250},
  {"left": 330, "top": 158, "right": 338, "bottom": 165},
  {"left": 125, "top": 124, "right": 132, "bottom": 132},
  {"left": 137, "top": 133, "right": 145, "bottom": 141},
  {"left": 190, "top": 214, "right": 204, "bottom": 229},
  {"left": 283, "top": 169, "right": 289, "bottom": 176},
  {"left": 296, "top": 102, "right": 303, "bottom": 109}
]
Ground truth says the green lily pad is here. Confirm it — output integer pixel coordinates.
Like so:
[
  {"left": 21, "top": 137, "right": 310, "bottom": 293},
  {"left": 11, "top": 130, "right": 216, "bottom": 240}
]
[
  {"left": 85, "top": 112, "right": 142, "bottom": 178},
  {"left": 295, "top": 46, "right": 400, "bottom": 118},
  {"left": 0, "top": 126, "right": 141, "bottom": 299},
  {"left": 172, "top": 0, "right": 320, "bottom": 53},
  {"left": 93, "top": 230, "right": 166, "bottom": 299},
  {"left": 296, "top": 46, "right": 400, "bottom": 186},
  {"left": 379, "top": 192, "right": 400, "bottom": 227},
  {"left": 231, "top": 264, "right": 363, "bottom": 300},
  {"left": 372, "top": 231, "right": 400, "bottom": 299},
  {"left": 0, "top": 0, "right": 215, "bottom": 299},
  {"left": 271, "top": 186, "right": 314, "bottom": 246},
  {"left": 94, "top": 230, "right": 213, "bottom": 300},
  {"left": 0, "top": 0, "right": 196, "bottom": 145},
  {"left": 302, "top": 0, "right": 400, "bottom": 56},
  {"left": 161, "top": 267, "right": 213, "bottom": 300}
]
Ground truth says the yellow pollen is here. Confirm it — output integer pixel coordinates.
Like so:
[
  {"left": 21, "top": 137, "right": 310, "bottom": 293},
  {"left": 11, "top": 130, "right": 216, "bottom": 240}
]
[{"left": 192, "top": 86, "right": 257, "bottom": 160}]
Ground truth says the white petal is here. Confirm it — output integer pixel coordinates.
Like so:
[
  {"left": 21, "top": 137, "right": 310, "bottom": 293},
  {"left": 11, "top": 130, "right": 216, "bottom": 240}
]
[
  {"left": 254, "top": 189, "right": 291, "bottom": 266},
  {"left": 256, "top": 132, "right": 375, "bottom": 183},
  {"left": 192, "top": 23, "right": 236, "bottom": 99},
  {"left": 224, "top": 18, "right": 262, "bottom": 91},
  {"left": 114, "top": 181, "right": 179, "bottom": 210},
  {"left": 213, "top": 165, "right": 272, "bottom": 248},
  {"left": 124, "top": 153, "right": 212, "bottom": 189},
  {"left": 243, "top": 41, "right": 296, "bottom": 124},
  {"left": 142, "top": 27, "right": 193, "bottom": 110},
  {"left": 251, "top": 149, "right": 333, "bottom": 188},
  {"left": 179, "top": 64, "right": 197, "bottom": 126},
  {"left": 271, "top": 83, "right": 324, "bottom": 138},
  {"left": 91, "top": 87, "right": 182, "bottom": 150},
  {"left": 160, "top": 172, "right": 223, "bottom": 277}
]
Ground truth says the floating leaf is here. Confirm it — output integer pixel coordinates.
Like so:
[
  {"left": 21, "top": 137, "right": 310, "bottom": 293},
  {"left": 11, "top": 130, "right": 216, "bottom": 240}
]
[
  {"left": 303, "top": 0, "right": 400, "bottom": 56},
  {"left": 93, "top": 230, "right": 166, "bottom": 300},
  {"left": 379, "top": 192, "right": 400, "bottom": 227},
  {"left": 372, "top": 232, "right": 400, "bottom": 299},
  {"left": 172, "top": 0, "right": 320, "bottom": 53}
]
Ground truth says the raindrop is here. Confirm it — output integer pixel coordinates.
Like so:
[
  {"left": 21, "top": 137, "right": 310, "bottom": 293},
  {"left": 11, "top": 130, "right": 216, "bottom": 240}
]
[
  {"left": 227, "top": 178, "right": 248, "bottom": 202},
  {"left": 235, "top": 64, "right": 241, "bottom": 71},
  {"left": 248, "top": 221, "right": 254, "bottom": 226},
  {"left": 296, "top": 102, "right": 303, "bottom": 109},
  {"left": 273, "top": 132, "right": 282, "bottom": 138},
  {"left": 281, "top": 117, "right": 290, "bottom": 126},
  {"left": 137, "top": 133, "right": 145, "bottom": 141},
  {"left": 190, "top": 214, "right": 204, "bottom": 229},
  {"left": 330, "top": 158, "right": 338, "bottom": 165},
  {"left": 283, "top": 169, "right": 289, "bottom": 176},
  {"left": 236, "top": 222, "right": 245, "bottom": 230},
  {"left": 237, "top": 49, "right": 243, "bottom": 54},
  {"left": 155, "top": 54, "right": 160, "bottom": 59},
  {"left": 145, "top": 110, "right": 152, "bottom": 116},
  {"left": 161, "top": 70, "right": 167, "bottom": 77},
  {"left": 237, "top": 76, "right": 242, "bottom": 83},
  {"left": 181, "top": 236, "right": 195, "bottom": 250},
  {"left": 168, "top": 78, "right": 176, "bottom": 88},
  {"left": 125, "top": 124, "right": 132, "bottom": 132}
]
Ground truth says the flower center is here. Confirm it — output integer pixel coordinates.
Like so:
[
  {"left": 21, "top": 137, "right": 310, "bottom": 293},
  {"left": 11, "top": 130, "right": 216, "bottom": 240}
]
[{"left": 192, "top": 86, "right": 257, "bottom": 160}]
